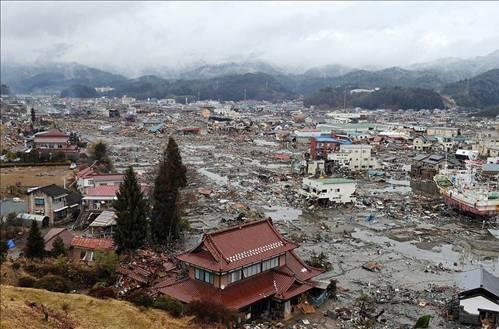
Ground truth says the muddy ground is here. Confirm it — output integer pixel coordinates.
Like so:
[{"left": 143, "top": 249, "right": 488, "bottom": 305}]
[{"left": 177, "top": 134, "right": 498, "bottom": 328}]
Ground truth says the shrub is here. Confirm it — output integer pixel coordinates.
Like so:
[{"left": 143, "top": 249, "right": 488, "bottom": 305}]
[
  {"left": 34, "top": 275, "right": 69, "bottom": 293},
  {"left": 187, "top": 299, "right": 237, "bottom": 324},
  {"left": 126, "top": 290, "right": 153, "bottom": 308},
  {"left": 51, "top": 237, "right": 67, "bottom": 257},
  {"left": 18, "top": 276, "right": 36, "bottom": 287},
  {"left": 153, "top": 296, "right": 183, "bottom": 317},
  {"left": 61, "top": 303, "right": 70, "bottom": 312},
  {"left": 94, "top": 250, "right": 119, "bottom": 281},
  {"left": 88, "top": 287, "right": 116, "bottom": 299}
]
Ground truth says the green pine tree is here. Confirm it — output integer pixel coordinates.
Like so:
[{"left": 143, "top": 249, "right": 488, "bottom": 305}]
[
  {"left": 30, "top": 108, "right": 36, "bottom": 123},
  {"left": 165, "top": 137, "right": 187, "bottom": 189},
  {"left": 51, "top": 236, "right": 66, "bottom": 257},
  {"left": 25, "top": 221, "right": 45, "bottom": 259},
  {"left": 151, "top": 137, "right": 187, "bottom": 244},
  {"left": 113, "top": 166, "right": 148, "bottom": 252}
]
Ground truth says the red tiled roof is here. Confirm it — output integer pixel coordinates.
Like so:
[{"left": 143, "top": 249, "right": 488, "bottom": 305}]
[
  {"left": 176, "top": 219, "right": 298, "bottom": 272},
  {"left": 282, "top": 250, "right": 322, "bottom": 281},
  {"left": 93, "top": 174, "right": 124, "bottom": 182},
  {"left": 36, "top": 129, "right": 69, "bottom": 137},
  {"left": 70, "top": 237, "right": 114, "bottom": 250},
  {"left": 84, "top": 185, "right": 120, "bottom": 197},
  {"left": 277, "top": 281, "right": 315, "bottom": 300},
  {"left": 76, "top": 167, "right": 95, "bottom": 179},
  {"left": 160, "top": 267, "right": 317, "bottom": 310}
]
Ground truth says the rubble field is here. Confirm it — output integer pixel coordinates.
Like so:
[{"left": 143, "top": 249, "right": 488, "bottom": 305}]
[{"left": 46, "top": 109, "right": 499, "bottom": 328}]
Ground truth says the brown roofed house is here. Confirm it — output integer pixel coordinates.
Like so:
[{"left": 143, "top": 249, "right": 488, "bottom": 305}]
[
  {"left": 69, "top": 236, "right": 114, "bottom": 262},
  {"left": 159, "top": 218, "right": 323, "bottom": 320}
]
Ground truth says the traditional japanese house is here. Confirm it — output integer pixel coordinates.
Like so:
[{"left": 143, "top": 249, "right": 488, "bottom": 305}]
[{"left": 160, "top": 219, "right": 323, "bottom": 320}]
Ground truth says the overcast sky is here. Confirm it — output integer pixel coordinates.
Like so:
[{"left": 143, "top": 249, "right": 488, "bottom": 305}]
[{"left": 2, "top": 1, "right": 499, "bottom": 75}]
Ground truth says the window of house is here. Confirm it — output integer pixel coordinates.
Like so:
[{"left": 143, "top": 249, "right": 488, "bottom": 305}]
[
  {"left": 194, "top": 268, "right": 214, "bottom": 284},
  {"left": 228, "top": 270, "right": 242, "bottom": 283},
  {"left": 243, "top": 263, "right": 261, "bottom": 278},
  {"left": 262, "top": 257, "right": 279, "bottom": 271},
  {"left": 35, "top": 198, "right": 45, "bottom": 206}
]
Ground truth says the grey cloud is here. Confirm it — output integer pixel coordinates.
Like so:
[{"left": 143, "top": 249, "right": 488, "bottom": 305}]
[{"left": 1, "top": 1, "right": 498, "bottom": 74}]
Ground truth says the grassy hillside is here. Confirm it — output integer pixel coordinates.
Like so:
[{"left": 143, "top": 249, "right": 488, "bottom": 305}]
[{"left": 0, "top": 285, "right": 196, "bottom": 329}]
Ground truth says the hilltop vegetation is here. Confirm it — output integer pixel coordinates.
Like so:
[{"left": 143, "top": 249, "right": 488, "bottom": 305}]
[
  {"left": 1, "top": 84, "right": 11, "bottom": 95},
  {"left": 304, "top": 86, "right": 444, "bottom": 110},
  {"left": 1, "top": 62, "right": 127, "bottom": 94},
  {"left": 442, "top": 69, "right": 499, "bottom": 108},
  {"left": 60, "top": 84, "right": 98, "bottom": 98},
  {"left": 108, "top": 72, "right": 294, "bottom": 102},
  {"left": 471, "top": 105, "right": 499, "bottom": 118},
  {"left": 0, "top": 285, "right": 196, "bottom": 329},
  {"left": 1, "top": 52, "right": 498, "bottom": 105}
]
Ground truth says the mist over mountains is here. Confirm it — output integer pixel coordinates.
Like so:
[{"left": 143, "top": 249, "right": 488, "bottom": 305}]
[{"left": 1, "top": 50, "right": 498, "bottom": 109}]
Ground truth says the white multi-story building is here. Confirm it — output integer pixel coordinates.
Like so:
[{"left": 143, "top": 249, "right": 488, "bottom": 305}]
[
  {"left": 328, "top": 144, "right": 381, "bottom": 171},
  {"left": 473, "top": 130, "right": 499, "bottom": 157},
  {"left": 300, "top": 177, "right": 356, "bottom": 204}
]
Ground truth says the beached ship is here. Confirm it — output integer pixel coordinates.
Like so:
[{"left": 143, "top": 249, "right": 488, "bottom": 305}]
[{"left": 434, "top": 171, "right": 499, "bottom": 218}]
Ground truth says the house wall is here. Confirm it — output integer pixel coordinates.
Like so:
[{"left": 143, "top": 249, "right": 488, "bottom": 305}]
[
  {"left": 302, "top": 179, "right": 356, "bottom": 203},
  {"left": 186, "top": 253, "right": 288, "bottom": 289},
  {"left": 29, "top": 191, "right": 54, "bottom": 225},
  {"left": 69, "top": 247, "right": 93, "bottom": 262}
]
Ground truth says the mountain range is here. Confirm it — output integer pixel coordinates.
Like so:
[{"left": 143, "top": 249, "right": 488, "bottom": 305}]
[{"left": 1, "top": 50, "right": 498, "bottom": 109}]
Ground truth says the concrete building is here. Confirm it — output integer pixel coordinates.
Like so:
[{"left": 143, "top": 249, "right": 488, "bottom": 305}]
[
  {"left": 473, "top": 131, "right": 499, "bottom": 157},
  {"left": 27, "top": 184, "right": 82, "bottom": 226},
  {"left": 300, "top": 177, "right": 356, "bottom": 204},
  {"left": 328, "top": 144, "right": 381, "bottom": 171},
  {"left": 427, "top": 127, "right": 460, "bottom": 137}
]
